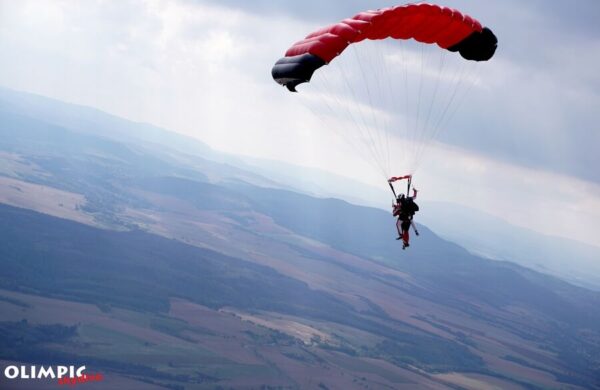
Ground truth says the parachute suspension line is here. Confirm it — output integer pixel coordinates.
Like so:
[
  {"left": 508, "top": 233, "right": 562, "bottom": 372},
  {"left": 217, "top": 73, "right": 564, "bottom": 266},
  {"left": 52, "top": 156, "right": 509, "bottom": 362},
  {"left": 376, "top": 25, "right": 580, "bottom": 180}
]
[
  {"left": 412, "top": 61, "right": 466, "bottom": 171},
  {"left": 413, "top": 59, "right": 476, "bottom": 170},
  {"left": 319, "top": 56, "right": 390, "bottom": 181},
  {"left": 411, "top": 44, "right": 426, "bottom": 173},
  {"left": 396, "top": 40, "right": 412, "bottom": 175},
  {"left": 351, "top": 44, "right": 390, "bottom": 178},
  {"left": 410, "top": 42, "right": 437, "bottom": 173},
  {"left": 300, "top": 89, "right": 385, "bottom": 179},
  {"left": 410, "top": 42, "right": 426, "bottom": 174},
  {"left": 319, "top": 40, "right": 481, "bottom": 179},
  {"left": 413, "top": 48, "right": 447, "bottom": 168},
  {"left": 315, "top": 68, "right": 389, "bottom": 180},
  {"left": 369, "top": 42, "right": 393, "bottom": 176},
  {"left": 400, "top": 40, "right": 412, "bottom": 175},
  {"left": 374, "top": 43, "right": 393, "bottom": 176},
  {"left": 426, "top": 63, "right": 480, "bottom": 170},
  {"left": 404, "top": 44, "right": 415, "bottom": 172},
  {"left": 433, "top": 60, "right": 470, "bottom": 132},
  {"left": 299, "top": 65, "right": 381, "bottom": 176},
  {"left": 372, "top": 42, "right": 393, "bottom": 176},
  {"left": 415, "top": 50, "right": 446, "bottom": 159},
  {"left": 336, "top": 50, "right": 389, "bottom": 180},
  {"left": 443, "top": 65, "right": 482, "bottom": 131},
  {"left": 415, "top": 63, "right": 482, "bottom": 171},
  {"left": 363, "top": 44, "right": 393, "bottom": 179}
]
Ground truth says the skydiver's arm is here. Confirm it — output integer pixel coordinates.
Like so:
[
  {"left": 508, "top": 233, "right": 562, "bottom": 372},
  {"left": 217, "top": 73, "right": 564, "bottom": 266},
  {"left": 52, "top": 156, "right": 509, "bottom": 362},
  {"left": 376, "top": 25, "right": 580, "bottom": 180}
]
[{"left": 412, "top": 188, "right": 418, "bottom": 199}]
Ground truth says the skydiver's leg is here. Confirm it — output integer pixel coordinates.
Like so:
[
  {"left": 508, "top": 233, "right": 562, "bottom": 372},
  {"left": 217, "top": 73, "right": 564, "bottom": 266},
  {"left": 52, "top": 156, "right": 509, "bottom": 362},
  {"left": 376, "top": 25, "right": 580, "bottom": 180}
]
[
  {"left": 396, "top": 218, "right": 402, "bottom": 240},
  {"left": 401, "top": 220, "right": 411, "bottom": 247},
  {"left": 411, "top": 220, "right": 419, "bottom": 236}
]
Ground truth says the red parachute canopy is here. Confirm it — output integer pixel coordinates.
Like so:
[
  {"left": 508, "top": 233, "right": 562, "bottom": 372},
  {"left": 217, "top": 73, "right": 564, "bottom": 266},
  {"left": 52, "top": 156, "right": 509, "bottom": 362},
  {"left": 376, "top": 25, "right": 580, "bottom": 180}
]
[{"left": 272, "top": 3, "right": 497, "bottom": 91}]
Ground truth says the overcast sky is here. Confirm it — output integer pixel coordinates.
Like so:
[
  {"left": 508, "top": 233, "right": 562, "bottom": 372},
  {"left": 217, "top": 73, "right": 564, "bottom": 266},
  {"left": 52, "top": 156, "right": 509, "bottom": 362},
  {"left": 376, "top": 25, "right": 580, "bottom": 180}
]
[{"left": 0, "top": 0, "right": 599, "bottom": 246}]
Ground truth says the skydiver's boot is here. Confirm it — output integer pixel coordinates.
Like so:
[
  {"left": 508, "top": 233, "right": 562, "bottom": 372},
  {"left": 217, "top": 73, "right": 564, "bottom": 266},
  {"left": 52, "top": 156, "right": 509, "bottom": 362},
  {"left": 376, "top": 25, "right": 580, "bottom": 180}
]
[{"left": 402, "top": 231, "right": 410, "bottom": 249}]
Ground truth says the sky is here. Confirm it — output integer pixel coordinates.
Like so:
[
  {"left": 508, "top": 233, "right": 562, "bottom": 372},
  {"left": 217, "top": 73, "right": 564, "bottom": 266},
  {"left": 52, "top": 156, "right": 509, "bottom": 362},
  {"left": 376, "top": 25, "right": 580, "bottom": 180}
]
[{"left": 0, "top": 0, "right": 599, "bottom": 246}]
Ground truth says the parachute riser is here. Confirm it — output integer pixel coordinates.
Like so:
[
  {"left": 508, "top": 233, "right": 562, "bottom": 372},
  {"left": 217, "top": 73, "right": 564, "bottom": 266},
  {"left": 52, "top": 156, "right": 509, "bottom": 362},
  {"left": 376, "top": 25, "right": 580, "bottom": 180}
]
[
  {"left": 388, "top": 181, "right": 397, "bottom": 198},
  {"left": 388, "top": 174, "right": 412, "bottom": 198}
]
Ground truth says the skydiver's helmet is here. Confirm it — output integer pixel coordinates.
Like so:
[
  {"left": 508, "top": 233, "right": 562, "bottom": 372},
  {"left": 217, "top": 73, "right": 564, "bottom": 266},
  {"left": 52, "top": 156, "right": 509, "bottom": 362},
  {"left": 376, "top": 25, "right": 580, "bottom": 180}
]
[{"left": 397, "top": 194, "right": 405, "bottom": 203}]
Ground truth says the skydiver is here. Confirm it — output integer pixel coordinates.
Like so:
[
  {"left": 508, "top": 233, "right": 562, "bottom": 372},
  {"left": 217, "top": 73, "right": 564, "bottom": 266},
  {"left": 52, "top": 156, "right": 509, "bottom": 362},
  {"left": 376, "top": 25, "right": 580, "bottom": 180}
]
[{"left": 393, "top": 188, "right": 419, "bottom": 249}]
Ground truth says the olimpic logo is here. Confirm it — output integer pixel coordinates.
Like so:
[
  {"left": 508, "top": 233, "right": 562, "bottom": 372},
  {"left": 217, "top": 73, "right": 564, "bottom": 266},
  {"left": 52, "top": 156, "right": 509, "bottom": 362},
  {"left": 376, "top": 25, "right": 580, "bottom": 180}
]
[{"left": 3, "top": 365, "right": 103, "bottom": 386}]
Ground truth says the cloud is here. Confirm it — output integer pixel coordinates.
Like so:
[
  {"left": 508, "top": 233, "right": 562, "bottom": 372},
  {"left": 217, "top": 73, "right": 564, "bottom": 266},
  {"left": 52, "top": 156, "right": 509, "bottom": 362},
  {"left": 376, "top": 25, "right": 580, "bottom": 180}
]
[{"left": 414, "top": 142, "right": 600, "bottom": 245}]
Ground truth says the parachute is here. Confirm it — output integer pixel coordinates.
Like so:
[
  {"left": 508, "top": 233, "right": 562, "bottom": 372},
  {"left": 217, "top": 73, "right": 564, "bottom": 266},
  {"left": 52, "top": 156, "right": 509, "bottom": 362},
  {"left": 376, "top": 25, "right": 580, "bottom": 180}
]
[{"left": 272, "top": 3, "right": 498, "bottom": 188}]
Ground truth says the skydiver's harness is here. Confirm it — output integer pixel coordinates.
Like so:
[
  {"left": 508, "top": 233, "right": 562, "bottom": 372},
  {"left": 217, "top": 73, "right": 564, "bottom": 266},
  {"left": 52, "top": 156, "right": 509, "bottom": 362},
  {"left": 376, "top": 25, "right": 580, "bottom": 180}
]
[{"left": 388, "top": 175, "right": 419, "bottom": 236}]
